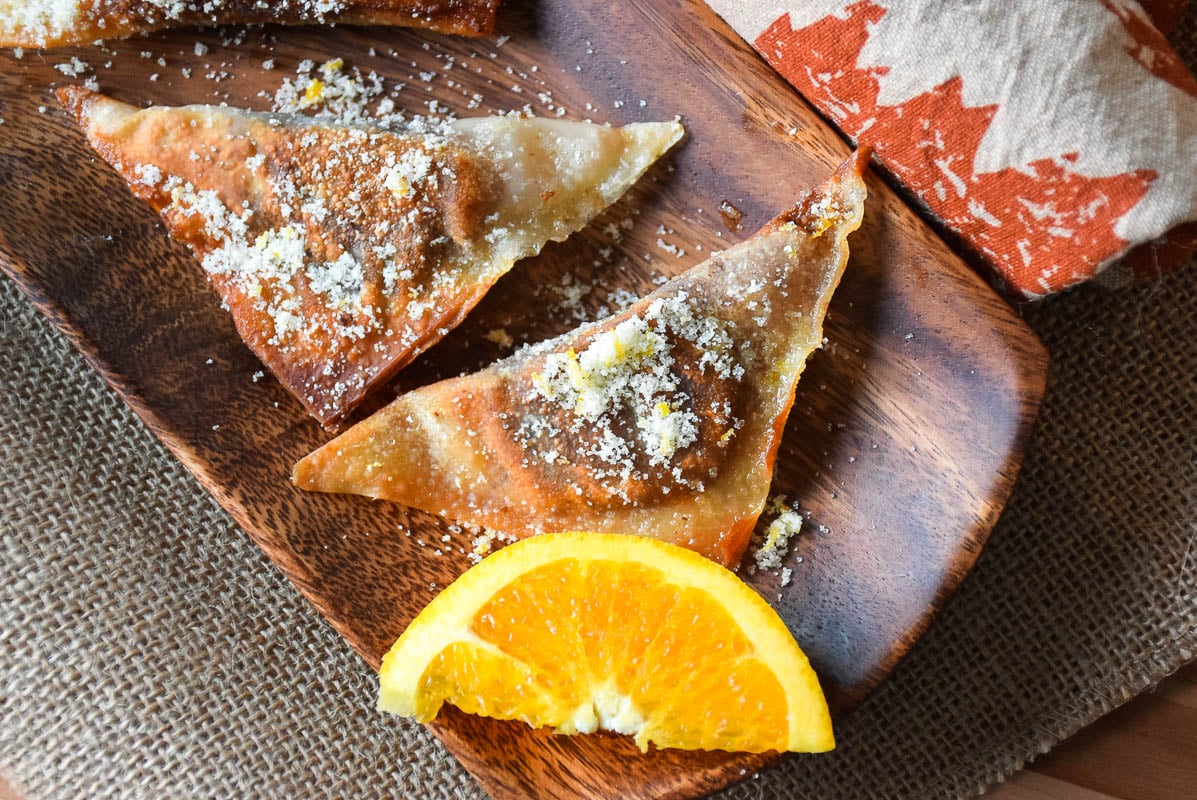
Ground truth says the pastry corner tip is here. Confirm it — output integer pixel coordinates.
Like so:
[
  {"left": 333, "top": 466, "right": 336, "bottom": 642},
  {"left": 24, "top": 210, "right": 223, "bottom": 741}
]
[
  {"left": 290, "top": 454, "right": 316, "bottom": 490},
  {"left": 625, "top": 118, "right": 687, "bottom": 154},
  {"left": 667, "top": 118, "right": 687, "bottom": 146},
  {"left": 54, "top": 84, "right": 93, "bottom": 118},
  {"left": 54, "top": 85, "right": 140, "bottom": 135},
  {"left": 834, "top": 147, "right": 871, "bottom": 186},
  {"left": 761, "top": 151, "right": 870, "bottom": 235}
]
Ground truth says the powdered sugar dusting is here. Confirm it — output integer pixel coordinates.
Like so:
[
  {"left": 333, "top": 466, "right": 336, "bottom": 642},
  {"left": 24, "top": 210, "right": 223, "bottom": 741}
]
[
  {"left": 0, "top": 0, "right": 81, "bottom": 46},
  {"left": 515, "top": 289, "right": 748, "bottom": 496},
  {"left": 749, "top": 494, "right": 805, "bottom": 574}
]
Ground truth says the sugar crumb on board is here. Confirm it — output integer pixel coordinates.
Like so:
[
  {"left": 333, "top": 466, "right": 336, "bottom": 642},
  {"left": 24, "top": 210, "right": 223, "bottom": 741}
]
[
  {"left": 484, "top": 328, "right": 514, "bottom": 349},
  {"left": 468, "top": 527, "right": 517, "bottom": 563},
  {"left": 744, "top": 495, "right": 807, "bottom": 579}
]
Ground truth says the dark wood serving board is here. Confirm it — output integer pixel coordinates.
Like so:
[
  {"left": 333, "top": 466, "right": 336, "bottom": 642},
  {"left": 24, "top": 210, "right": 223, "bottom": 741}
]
[{"left": 0, "top": 2, "right": 1048, "bottom": 798}]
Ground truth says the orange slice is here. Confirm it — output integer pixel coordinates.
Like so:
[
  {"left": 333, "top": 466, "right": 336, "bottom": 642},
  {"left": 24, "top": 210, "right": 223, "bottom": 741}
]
[{"left": 378, "top": 532, "right": 834, "bottom": 754}]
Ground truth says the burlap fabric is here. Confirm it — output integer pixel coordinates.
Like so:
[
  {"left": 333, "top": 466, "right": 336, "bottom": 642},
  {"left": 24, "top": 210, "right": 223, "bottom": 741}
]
[{"left": 3, "top": 15, "right": 1196, "bottom": 800}]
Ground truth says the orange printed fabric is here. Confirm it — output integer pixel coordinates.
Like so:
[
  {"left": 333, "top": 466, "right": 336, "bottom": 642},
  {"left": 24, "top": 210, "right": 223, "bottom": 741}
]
[{"left": 706, "top": 0, "right": 1197, "bottom": 297}]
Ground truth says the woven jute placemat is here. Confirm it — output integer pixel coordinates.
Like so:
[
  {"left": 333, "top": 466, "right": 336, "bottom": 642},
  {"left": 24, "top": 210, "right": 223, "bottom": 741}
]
[{"left": 3, "top": 14, "right": 1196, "bottom": 800}]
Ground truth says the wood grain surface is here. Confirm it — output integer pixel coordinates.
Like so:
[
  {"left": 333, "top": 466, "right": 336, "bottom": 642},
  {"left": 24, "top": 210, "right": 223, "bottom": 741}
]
[
  {"left": 0, "top": 2, "right": 1048, "bottom": 798},
  {"left": 988, "top": 663, "right": 1197, "bottom": 800}
]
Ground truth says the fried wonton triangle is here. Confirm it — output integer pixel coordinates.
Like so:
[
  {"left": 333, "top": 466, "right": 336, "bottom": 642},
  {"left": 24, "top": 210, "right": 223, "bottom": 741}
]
[
  {"left": 1, "top": 1, "right": 498, "bottom": 48},
  {"left": 294, "top": 153, "right": 869, "bottom": 567},
  {"left": 59, "top": 87, "right": 683, "bottom": 424}
]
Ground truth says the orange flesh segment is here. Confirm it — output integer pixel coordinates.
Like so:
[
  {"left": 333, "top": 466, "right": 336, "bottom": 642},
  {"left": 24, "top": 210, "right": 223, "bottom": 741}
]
[{"left": 378, "top": 532, "right": 835, "bottom": 754}]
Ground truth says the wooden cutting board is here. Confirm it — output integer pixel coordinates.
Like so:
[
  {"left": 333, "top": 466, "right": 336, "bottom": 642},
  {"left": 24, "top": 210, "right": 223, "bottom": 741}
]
[{"left": 0, "top": 2, "right": 1048, "bottom": 798}]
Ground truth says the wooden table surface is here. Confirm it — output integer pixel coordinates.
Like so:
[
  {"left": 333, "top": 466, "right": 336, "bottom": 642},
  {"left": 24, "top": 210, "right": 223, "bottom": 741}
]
[
  {"left": 3, "top": 662, "right": 1193, "bottom": 797},
  {"left": 986, "top": 663, "right": 1197, "bottom": 800}
]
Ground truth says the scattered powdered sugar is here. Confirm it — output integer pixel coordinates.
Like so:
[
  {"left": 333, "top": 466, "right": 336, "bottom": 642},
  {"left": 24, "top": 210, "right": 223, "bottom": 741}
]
[
  {"left": 141, "top": 0, "right": 347, "bottom": 22},
  {"left": 273, "top": 58, "right": 381, "bottom": 125},
  {"left": 467, "top": 527, "right": 517, "bottom": 564},
  {"left": 2, "top": 0, "right": 80, "bottom": 46},
  {"left": 654, "top": 225, "right": 686, "bottom": 258},
  {"left": 535, "top": 315, "right": 695, "bottom": 464},
  {"left": 120, "top": 59, "right": 470, "bottom": 369},
  {"left": 382, "top": 147, "right": 434, "bottom": 199},
  {"left": 147, "top": 132, "right": 448, "bottom": 363},
  {"left": 306, "top": 251, "right": 369, "bottom": 314},
  {"left": 269, "top": 58, "right": 453, "bottom": 134},
  {"left": 543, "top": 273, "right": 593, "bottom": 322},
  {"left": 133, "top": 163, "right": 162, "bottom": 187},
  {"left": 11, "top": 0, "right": 353, "bottom": 46},
  {"left": 54, "top": 56, "right": 90, "bottom": 77},
  {"left": 604, "top": 287, "right": 640, "bottom": 313},
  {"left": 484, "top": 328, "right": 514, "bottom": 349},
  {"left": 526, "top": 290, "right": 745, "bottom": 479},
  {"left": 143, "top": 0, "right": 191, "bottom": 20},
  {"left": 161, "top": 178, "right": 318, "bottom": 344},
  {"left": 655, "top": 238, "right": 683, "bottom": 258},
  {"left": 752, "top": 494, "right": 805, "bottom": 572}
]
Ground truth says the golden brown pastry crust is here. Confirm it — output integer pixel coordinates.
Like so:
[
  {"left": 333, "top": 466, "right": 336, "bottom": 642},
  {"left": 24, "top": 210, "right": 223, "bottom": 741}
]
[
  {"left": 57, "top": 87, "right": 683, "bottom": 425},
  {"left": 293, "top": 152, "right": 870, "bottom": 566},
  {"left": 59, "top": 85, "right": 499, "bottom": 424},
  {"left": 2, "top": 0, "right": 498, "bottom": 48}
]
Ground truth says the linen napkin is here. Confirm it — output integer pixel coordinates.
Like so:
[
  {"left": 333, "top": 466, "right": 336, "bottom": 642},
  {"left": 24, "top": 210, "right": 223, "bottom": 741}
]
[{"left": 705, "top": 0, "right": 1197, "bottom": 297}]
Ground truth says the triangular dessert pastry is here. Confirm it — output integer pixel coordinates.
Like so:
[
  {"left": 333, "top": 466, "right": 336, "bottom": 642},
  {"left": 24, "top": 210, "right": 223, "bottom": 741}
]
[
  {"left": 294, "top": 152, "right": 869, "bottom": 567},
  {"left": 1, "top": 1, "right": 498, "bottom": 48},
  {"left": 59, "top": 87, "right": 683, "bottom": 424}
]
